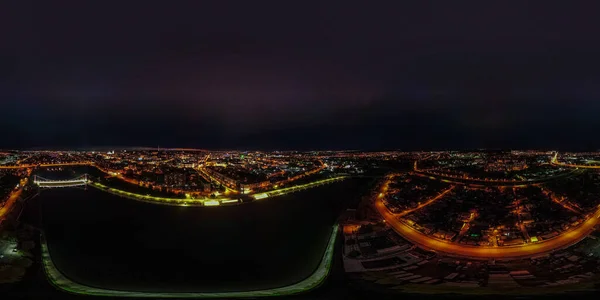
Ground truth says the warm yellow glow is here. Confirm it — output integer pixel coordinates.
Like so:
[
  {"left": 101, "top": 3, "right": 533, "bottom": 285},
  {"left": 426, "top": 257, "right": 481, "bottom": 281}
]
[
  {"left": 375, "top": 187, "right": 600, "bottom": 258},
  {"left": 254, "top": 193, "right": 269, "bottom": 200},
  {"left": 204, "top": 200, "right": 220, "bottom": 206}
]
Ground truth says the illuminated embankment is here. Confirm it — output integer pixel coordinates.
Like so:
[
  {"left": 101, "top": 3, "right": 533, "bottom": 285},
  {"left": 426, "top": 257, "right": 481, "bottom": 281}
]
[
  {"left": 41, "top": 224, "right": 339, "bottom": 298},
  {"left": 89, "top": 176, "right": 348, "bottom": 206},
  {"left": 88, "top": 182, "right": 226, "bottom": 207},
  {"left": 252, "top": 176, "right": 348, "bottom": 200}
]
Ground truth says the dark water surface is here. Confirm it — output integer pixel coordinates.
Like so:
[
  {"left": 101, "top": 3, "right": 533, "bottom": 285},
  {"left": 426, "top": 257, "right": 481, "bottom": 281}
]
[{"left": 40, "top": 179, "right": 368, "bottom": 292}]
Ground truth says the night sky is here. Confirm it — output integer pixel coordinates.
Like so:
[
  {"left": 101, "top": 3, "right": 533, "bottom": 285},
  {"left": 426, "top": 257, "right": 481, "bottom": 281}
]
[{"left": 3, "top": 1, "right": 600, "bottom": 150}]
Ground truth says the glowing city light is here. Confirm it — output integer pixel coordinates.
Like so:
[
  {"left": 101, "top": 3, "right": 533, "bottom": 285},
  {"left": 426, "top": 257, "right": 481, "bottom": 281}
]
[{"left": 204, "top": 200, "right": 220, "bottom": 206}]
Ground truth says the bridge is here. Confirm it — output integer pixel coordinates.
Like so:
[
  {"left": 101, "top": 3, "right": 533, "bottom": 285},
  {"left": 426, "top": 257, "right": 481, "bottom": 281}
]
[{"left": 34, "top": 174, "right": 89, "bottom": 188}]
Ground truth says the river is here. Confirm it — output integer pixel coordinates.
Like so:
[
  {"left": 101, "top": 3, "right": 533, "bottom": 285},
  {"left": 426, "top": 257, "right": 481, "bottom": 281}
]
[{"left": 38, "top": 178, "right": 370, "bottom": 293}]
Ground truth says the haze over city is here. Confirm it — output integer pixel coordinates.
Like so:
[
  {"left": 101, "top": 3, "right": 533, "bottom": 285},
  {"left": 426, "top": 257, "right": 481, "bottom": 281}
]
[{"left": 4, "top": 2, "right": 600, "bottom": 150}]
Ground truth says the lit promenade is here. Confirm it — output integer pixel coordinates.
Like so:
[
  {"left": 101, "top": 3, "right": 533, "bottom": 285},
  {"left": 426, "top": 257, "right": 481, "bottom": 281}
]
[
  {"left": 375, "top": 191, "right": 600, "bottom": 260},
  {"left": 252, "top": 176, "right": 348, "bottom": 200},
  {"left": 85, "top": 176, "right": 348, "bottom": 207},
  {"left": 88, "top": 181, "right": 228, "bottom": 206}
]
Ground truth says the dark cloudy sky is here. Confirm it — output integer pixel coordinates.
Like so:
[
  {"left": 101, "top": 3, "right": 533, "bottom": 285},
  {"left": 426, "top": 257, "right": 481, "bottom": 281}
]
[{"left": 2, "top": 1, "right": 600, "bottom": 150}]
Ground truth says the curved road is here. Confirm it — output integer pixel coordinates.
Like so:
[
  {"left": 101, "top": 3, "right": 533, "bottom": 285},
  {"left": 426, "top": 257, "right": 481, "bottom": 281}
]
[
  {"left": 412, "top": 169, "right": 582, "bottom": 188},
  {"left": 552, "top": 161, "right": 600, "bottom": 169},
  {"left": 376, "top": 196, "right": 600, "bottom": 259},
  {"left": 551, "top": 152, "right": 600, "bottom": 169},
  {"left": 0, "top": 188, "right": 23, "bottom": 222}
]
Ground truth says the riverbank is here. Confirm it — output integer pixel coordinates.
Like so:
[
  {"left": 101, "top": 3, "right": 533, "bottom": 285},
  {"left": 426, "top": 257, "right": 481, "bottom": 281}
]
[
  {"left": 40, "top": 180, "right": 368, "bottom": 293},
  {"left": 86, "top": 176, "right": 349, "bottom": 207},
  {"left": 41, "top": 224, "right": 339, "bottom": 298}
]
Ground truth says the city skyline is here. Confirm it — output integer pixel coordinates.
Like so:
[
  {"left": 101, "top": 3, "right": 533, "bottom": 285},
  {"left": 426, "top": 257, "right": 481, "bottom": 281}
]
[{"left": 4, "top": 148, "right": 600, "bottom": 296}]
